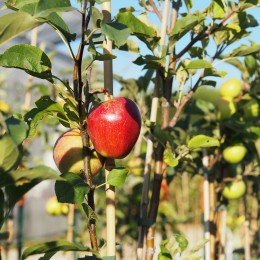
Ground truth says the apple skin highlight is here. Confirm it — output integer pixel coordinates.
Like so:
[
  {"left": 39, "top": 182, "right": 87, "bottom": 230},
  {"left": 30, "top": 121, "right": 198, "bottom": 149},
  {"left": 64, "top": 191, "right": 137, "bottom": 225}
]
[{"left": 87, "top": 97, "right": 142, "bottom": 159}]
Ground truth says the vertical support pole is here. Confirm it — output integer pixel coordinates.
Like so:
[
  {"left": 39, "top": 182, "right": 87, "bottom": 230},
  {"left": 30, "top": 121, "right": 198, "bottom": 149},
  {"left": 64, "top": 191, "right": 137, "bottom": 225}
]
[
  {"left": 102, "top": 1, "right": 115, "bottom": 257},
  {"left": 66, "top": 204, "right": 75, "bottom": 260},
  {"left": 17, "top": 197, "right": 25, "bottom": 260},
  {"left": 244, "top": 221, "right": 251, "bottom": 260},
  {"left": 202, "top": 153, "right": 210, "bottom": 260}
]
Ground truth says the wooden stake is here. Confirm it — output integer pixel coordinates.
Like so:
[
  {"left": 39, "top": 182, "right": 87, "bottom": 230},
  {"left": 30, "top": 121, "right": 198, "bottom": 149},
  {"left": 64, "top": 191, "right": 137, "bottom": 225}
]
[
  {"left": 244, "top": 220, "right": 251, "bottom": 260},
  {"left": 102, "top": 1, "right": 116, "bottom": 257},
  {"left": 209, "top": 180, "right": 216, "bottom": 259},
  {"left": 202, "top": 153, "right": 210, "bottom": 260},
  {"left": 66, "top": 204, "right": 75, "bottom": 260}
]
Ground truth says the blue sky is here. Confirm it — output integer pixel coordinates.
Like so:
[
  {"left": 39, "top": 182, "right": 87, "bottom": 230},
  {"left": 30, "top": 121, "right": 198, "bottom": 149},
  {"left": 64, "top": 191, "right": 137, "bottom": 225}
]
[{"left": 68, "top": 0, "right": 260, "bottom": 95}]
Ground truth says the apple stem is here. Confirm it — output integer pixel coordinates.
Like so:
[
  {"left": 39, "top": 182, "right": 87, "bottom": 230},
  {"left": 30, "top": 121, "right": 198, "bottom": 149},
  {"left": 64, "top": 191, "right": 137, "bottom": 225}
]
[{"left": 73, "top": 0, "right": 99, "bottom": 254}]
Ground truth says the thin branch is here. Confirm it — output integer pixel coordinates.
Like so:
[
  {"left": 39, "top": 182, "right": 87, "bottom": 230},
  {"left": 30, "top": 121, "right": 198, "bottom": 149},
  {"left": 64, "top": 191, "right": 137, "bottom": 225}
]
[
  {"left": 148, "top": 0, "right": 162, "bottom": 21},
  {"left": 73, "top": 0, "right": 99, "bottom": 254},
  {"left": 173, "top": 8, "right": 239, "bottom": 62}
]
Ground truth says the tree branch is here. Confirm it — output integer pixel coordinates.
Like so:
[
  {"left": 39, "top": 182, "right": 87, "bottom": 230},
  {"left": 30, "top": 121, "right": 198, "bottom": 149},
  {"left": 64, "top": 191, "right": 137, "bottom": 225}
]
[
  {"left": 148, "top": 0, "right": 162, "bottom": 21},
  {"left": 73, "top": 0, "right": 99, "bottom": 254},
  {"left": 173, "top": 8, "right": 239, "bottom": 62}
]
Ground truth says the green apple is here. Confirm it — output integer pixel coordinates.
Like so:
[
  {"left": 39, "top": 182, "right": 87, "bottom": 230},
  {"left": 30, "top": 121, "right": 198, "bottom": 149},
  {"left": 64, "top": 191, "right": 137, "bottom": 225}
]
[
  {"left": 222, "top": 180, "right": 246, "bottom": 200},
  {"left": 53, "top": 129, "right": 105, "bottom": 176},
  {"left": 194, "top": 86, "right": 220, "bottom": 105},
  {"left": 243, "top": 99, "right": 259, "bottom": 118},
  {"left": 223, "top": 145, "right": 247, "bottom": 164},
  {"left": 61, "top": 204, "right": 69, "bottom": 215},
  {"left": 220, "top": 79, "right": 242, "bottom": 100},
  {"left": 127, "top": 157, "right": 144, "bottom": 176},
  {"left": 217, "top": 98, "right": 236, "bottom": 119},
  {"left": 45, "top": 197, "right": 62, "bottom": 216}
]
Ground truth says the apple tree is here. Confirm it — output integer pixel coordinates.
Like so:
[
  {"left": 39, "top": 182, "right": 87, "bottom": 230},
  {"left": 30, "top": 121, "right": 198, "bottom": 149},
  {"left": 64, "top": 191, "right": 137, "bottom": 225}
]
[{"left": 0, "top": 0, "right": 259, "bottom": 259}]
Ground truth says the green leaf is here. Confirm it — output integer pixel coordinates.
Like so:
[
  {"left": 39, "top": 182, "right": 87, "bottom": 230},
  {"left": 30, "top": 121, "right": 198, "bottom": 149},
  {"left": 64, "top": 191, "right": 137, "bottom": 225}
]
[
  {"left": 101, "top": 21, "right": 131, "bottom": 47},
  {"left": 88, "top": 40, "right": 117, "bottom": 61},
  {"left": 106, "top": 167, "right": 128, "bottom": 187},
  {"left": 185, "top": 59, "right": 212, "bottom": 69},
  {"left": 204, "top": 68, "right": 227, "bottom": 78},
  {"left": 0, "top": 166, "right": 61, "bottom": 187},
  {"left": 24, "top": 96, "right": 70, "bottom": 137},
  {"left": 117, "top": 39, "right": 140, "bottom": 53},
  {"left": 225, "top": 44, "right": 260, "bottom": 57},
  {"left": 0, "top": 135, "right": 19, "bottom": 173},
  {"left": 2, "top": 166, "right": 61, "bottom": 209},
  {"left": 43, "top": 12, "right": 76, "bottom": 42},
  {"left": 34, "top": 0, "right": 74, "bottom": 17},
  {"left": 163, "top": 149, "right": 179, "bottom": 167},
  {"left": 188, "top": 135, "right": 220, "bottom": 149},
  {"left": 0, "top": 44, "right": 53, "bottom": 81},
  {"left": 91, "top": 6, "right": 103, "bottom": 28},
  {"left": 8, "top": 0, "right": 75, "bottom": 17},
  {"left": 22, "top": 241, "right": 91, "bottom": 260},
  {"left": 170, "top": 12, "right": 205, "bottom": 42},
  {"left": 208, "top": 0, "right": 227, "bottom": 19},
  {"left": 55, "top": 172, "right": 89, "bottom": 204},
  {"left": 5, "top": 116, "right": 28, "bottom": 145},
  {"left": 187, "top": 239, "right": 209, "bottom": 254},
  {"left": 0, "top": 11, "right": 41, "bottom": 46},
  {"left": 244, "top": 55, "right": 257, "bottom": 76},
  {"left": 116, "top": 11, "right": 157, "bottom": 37},
  {"left": 175, "top": 234, "right": 189, "bottom": 252},
  {"left": 82, "top": 203, "right": 98, "bottom": 223}
]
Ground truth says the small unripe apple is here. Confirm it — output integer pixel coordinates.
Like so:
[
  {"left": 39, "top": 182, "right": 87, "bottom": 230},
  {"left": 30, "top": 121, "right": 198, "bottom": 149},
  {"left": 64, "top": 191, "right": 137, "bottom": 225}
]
[
  {"left": 127, "top": 157, "right": 144, "bottom": 176},
  {"left": 87, "top": 97, "right": 141, "bottom": 159},
  {"left": 45, "top": 197, "right": 62, "bottom": 216},
  {"left": 222, "top": 180, "right": 246, "bottom": 200},
  {"left": 243, "top": 99, "right": 259, "bottom": 118},
  {"left": 61, "top": 204, "right": 69, "bottom": 215},
  {"left": 223, "top": 145, "right": 247, "bottom": 164},
  {"left": 220, "top": 79, "right": 242, "bottom": 100},
  {"left": 217, "top": 97, "right": 236, "bottom": 119},
  {"left": 53, "top": 129, "right": 105, "bottom": 176}
]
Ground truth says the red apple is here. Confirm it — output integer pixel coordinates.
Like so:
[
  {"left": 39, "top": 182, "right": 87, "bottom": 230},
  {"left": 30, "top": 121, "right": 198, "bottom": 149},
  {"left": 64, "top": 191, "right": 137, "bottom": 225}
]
[
  {"left": 87, "top": 97, "right": 141, "bottom": 159},
  {"left": 53, "top": 129, "right": 105, "bottom": 176}
]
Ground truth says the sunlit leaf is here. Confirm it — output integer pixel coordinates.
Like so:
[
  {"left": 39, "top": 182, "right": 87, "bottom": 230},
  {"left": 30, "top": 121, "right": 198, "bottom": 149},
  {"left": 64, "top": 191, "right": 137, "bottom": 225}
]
[
  {"left": 106, "top": 167, "right": 128, "bottom": 186},
  {"left": 188, "top": 135, "right": 220, "bottom": 149}
]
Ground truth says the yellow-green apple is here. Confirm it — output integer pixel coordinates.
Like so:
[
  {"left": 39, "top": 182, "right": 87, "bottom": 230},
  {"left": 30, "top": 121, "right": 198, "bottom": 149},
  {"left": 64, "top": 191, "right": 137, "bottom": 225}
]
[
  {"left": 217, "top": 97, "right": 236, "bottom": 119},
  {"left": 87, "top": 97, "right": 141, "bottom": 159},
  {"left": 222, "top": 180, "right": 246, "bottom": 199},
  {"left": 220, "top": 78, "right": 242, "bottom": 100},
  {"left": 127, "top": 157, "right": 144, "bottom": 176},
  {"left": 45, "top": 197, "right": 62, "bottom": 216},
  {"left": 61, "top": 204, "right": 69, "bottom": 215},
  {"left": 223, "top": 145, "right": 247, "bottom": 164},
  {"left": 243, "top": 99, "right": 259, "bottom": 118},
  {"left": 53, "top": 129, "right": 105, "bottom": 176}
]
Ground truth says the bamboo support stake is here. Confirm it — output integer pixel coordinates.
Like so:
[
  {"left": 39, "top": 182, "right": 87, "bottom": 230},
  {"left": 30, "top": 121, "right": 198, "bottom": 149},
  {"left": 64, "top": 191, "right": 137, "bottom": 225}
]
[
  {"left": 209, "top": 180, "right": 216, "bottom": 259},
  {"left": 66, "top": 204, "right": 75, "bottom": 260},
  {"left": 102, "top": 1, "right": 116, "bottom": 257},
  {"left": 244, "top": 220, "right": 251, "bottom": 260},
  {"left": 219, "top": 209, "right": 227, "bottom": 260},
  {"left": 202, "top": 153, "right": 210, "bottom": 260},
  {"left": 137, "top": 1, "right": 170, "bottom": 259}
]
